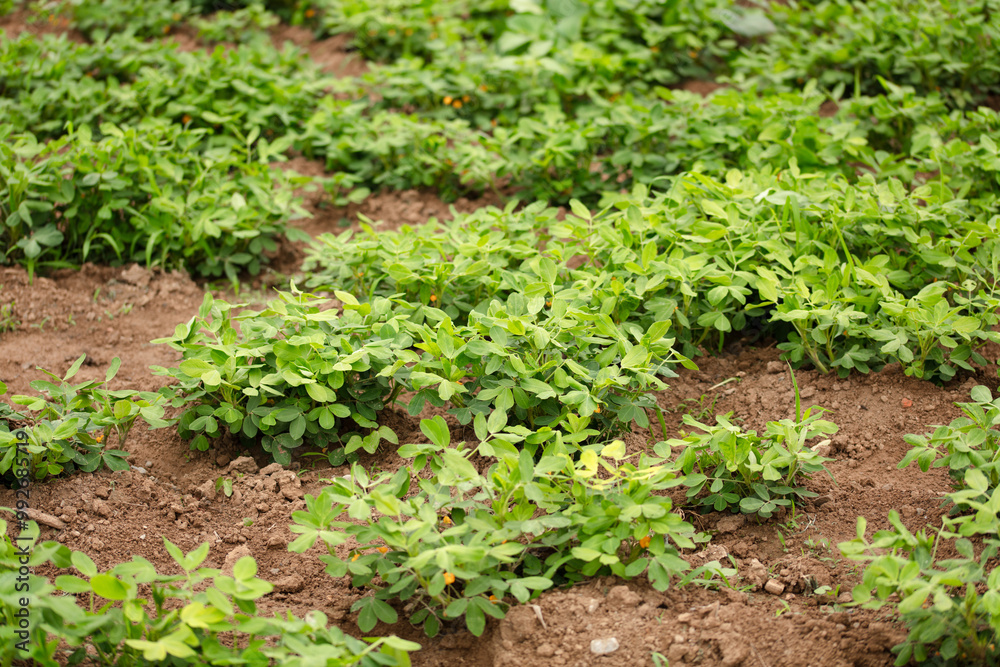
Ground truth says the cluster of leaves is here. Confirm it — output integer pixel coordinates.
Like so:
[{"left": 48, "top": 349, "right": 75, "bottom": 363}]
[
  {"left": 899, "top": 385, "right": 1000, "bottom": 499},
  {"left": 728, "top": 0, "right": 1000, "bottom": 107},
  {"left": 663, "top": 401, "right": 835, "bottom": 518},
  {"left": 304, "top": 158, "right": 1000, "bottom": 382},
  {"left": 841, "top": 466, "right": 1000, "bottom": 666},
  {"left": 152, "top": 289, "right": 415, "bottom": 466},
  {"left": 153, "top": 284, "right": 691, "bottom": 463},
  {"left": 0, "top": 121, "right": 310, "bottom": 282},
  {"left": 289, "top": 415, "right": 733, "bottom": 637},
  {"left": 0, "top": 355, "right": 170, "bottom": 483},
  {"left": 0, "top": 31, "right": 333, "bottom": 140},
  {"left": 0, "top": 513, "right": 419, "bottom": 666}
]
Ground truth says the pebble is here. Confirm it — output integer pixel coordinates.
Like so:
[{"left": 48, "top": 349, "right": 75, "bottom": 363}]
[
  {"left": 132, "top": 466, "right": 147, "bottom": 475},
  {"left": 536, "top": 644, "right": 556, "bottom": 657},
  {"left": 764, "top": 579, "right": 785, "bottom": 595},
  {"left": 590, "top": 638, "right": 620, "bottom": 655}
]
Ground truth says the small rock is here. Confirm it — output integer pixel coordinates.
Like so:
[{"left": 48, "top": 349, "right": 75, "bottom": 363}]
[
  {"left": 590, "top": 638, "right": 620, "bottom": 655},
  {"left": 799, "top": 386, "right": 816, "bottom": 399},
  {"left": 765, "top": 361, "right": 785, "bottom": 374},
  {"left": 585, "top": 598, "right": 601, "bottom": 613},
  {"left": 607, "top": 585, "right": 642, "bottom": 609},
  {"left": 260, "top": 462, "right": 284, "bottom": 476},
  {"left": 216, "top": 454, "right": 231, "bottom": 467},
  {"left": 131, "top": 466, "right": 147, "bottom": 475},
  {"left": 274, "top": 574, "right": 304, "bottom": 593},
  {"left": 94, "top": 487, "right": 110, "bottom": 500},
  {"left": 24, "top": 509, "right": 67, "bottom": 531},
  {"left": 227, "top": 456, "right": 258, "bottom": 475},
  {"left": 500, "top": 606, "right": 537, "bottom": 643},
  {"left": 765, "top": 579, "right": 785, "bottom": 596}
]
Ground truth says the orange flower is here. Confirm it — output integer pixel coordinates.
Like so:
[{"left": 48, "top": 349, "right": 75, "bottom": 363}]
[
  {"left": 163, "top": 25, "right": 171, "bottom": 34},
  {"left": 594, "top": 406, "right": 601, "bottom": 414},
  {"left": 489, "top": 594, "right": 499, "bottom": 604},
  {"left": 182, "top": 114, "right": 192, "bottom": 124},
  {"left": 443, "top": 572, "right": 456, "bottom": 585},
  {"left": 639, "top": 535, "right": 651, "bottom": 549},
  {"left": 490, "top": 119, "right": 498, "bottom": 127},
  {"left": 430, "top": 294, "right": 437, "bottom": 302},
  {"left": 305, "top": 8, "right": 316, "bottom": 18},
  {"left": 462, "top": 95, "right": 470, "bottom": 103},
  {"left": 650, "top": 46, "right": 660, "bottom": 53},
  {"left": 441, "top": 515, "right": 452, "bottom": 525},
  {"left": 688, "top": 50, "right": 698, "bottom": 59},
  {"left": 546, "top": 300, "right": 552, "bottom": 307},
  {"left": 95, "top": 433, "right": 104, "bottom": 443},
  {"left": 453, "top": 100, "right": 463, "bottom": 109},
  {"left": 351, "top": 553, "right": 360, "bottom": 561},
  {"left": 479, "top": 84, "right": 488, "bottom": 92},
  {"left": 377, "top": 546, "right": 389, "bottom": 554},
  {"left": 443, "top": 96, "right": 453, "bottom": 105}
]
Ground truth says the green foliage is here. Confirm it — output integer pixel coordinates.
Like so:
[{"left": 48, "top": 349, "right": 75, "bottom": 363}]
[
  {"left": 1, "top": 355, "right": 170, "bottom": 482},
  {"left": 0, "top": 513, "right": 419, "bottom": 666},
  {"left": 899, "top": 385, "right": 1000, "bottom": 495},
  {"left": 403, "top": 294, "right": 690, "bottom": 438},
  {"left": 729, "top": 0, "right": 1000, "bottom": 107},
  {"left": 152, "top": 289, "right": 416, "bottom": 466},
  {"left": 0, "top": 122, "right": 310, "bottom": 282},
  {"left": 289, "top": 416, "right": 719, "bottom": 637},
  {"left": 841, "top": 480, "right": 1000, "bottom": 666},
  {"left": 662, "top": 404, "right": 835, "bottom": 518}
]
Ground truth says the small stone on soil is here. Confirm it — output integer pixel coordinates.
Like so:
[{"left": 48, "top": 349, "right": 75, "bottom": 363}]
[
  {"left": 765, "top": 579, "right": 785, "bottom": 595},
  {"left": 589, "top": 638, "right": 619, "bottom": 655}
]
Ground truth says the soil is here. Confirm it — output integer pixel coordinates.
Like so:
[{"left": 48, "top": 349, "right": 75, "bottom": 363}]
[{"left": 1, "top": 10, "right": 991, "bottom": 667}]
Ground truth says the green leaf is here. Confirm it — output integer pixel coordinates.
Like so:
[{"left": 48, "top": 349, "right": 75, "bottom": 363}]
[{"left": 420, "top": 415, "right": 450, "bottom": 448}]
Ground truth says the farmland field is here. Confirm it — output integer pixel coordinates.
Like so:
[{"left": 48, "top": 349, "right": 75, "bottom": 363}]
[{"left": 2, "top": 1, "right": 1000, "bottom": 666}]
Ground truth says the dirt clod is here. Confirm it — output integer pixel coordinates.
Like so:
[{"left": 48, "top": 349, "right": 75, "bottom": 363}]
[{"left": 765, "top": 579, "right": 786, "bottom": 595}]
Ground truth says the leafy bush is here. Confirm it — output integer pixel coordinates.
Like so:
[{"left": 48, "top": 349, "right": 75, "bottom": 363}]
[
  {"left": 152, "top": 289, "right": 417, "bottom": 466},
  {"left": 1, "top": 356, "right": 169, "bottom": 482},
  {"left": 841, "top": 479, "right": 1000, "bottom": 666},
  {"left": 0, "top": 513, "right": 419, "bottom": 666},
  {"left": 289, "top": 416, "right": 716, "bottom": 637},
  {"left": 0, "top": 122, "right": 310, "bottom": 282},
  {"left": 729, "top": 0, "right": 1000, "bottom": 107},
  {"left": 403, "top": 292, "right": 691, "bottom": 439},
  {"left": 899, "top": 385, "right": 1000, "bottom": 494},
  {"left": 662, "top": 391, "right": 836, "bottom": 518}
]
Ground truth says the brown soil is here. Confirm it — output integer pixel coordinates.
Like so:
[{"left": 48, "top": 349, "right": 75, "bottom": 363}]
[{"left": 1, "top": 258, "right": 982, "bottom": 666}]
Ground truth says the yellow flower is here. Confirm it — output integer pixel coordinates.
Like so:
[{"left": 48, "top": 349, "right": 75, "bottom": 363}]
[
  {"left": 444, "top": 572, "right": 456, "bottom": 585},
  {"left": 182, "top": 114, "right": 192, "bottom": 124},
  {"left": 462, "top": 95, "right": 470, "bottom": 103},
  {"left": 479, "top": 84, "right": 488, "bottom": 92},
  {"left": 430, "top": 294, "right": 437, "bottom": 302},
  {"left": 377, "top": 546, "right": 389, "bottom": 554},
  {"left": 594, "top": 406, "right": 602, "bottom": 414},
  {"left": 351, "top": 553, "right": 360, "bottom": 562},
  {"left": 305, "top": 8, "right": 315, "bottom": 18},
  {"left": 441, "top": 515, "right": 452, "bottom": 525},
  {"left": 489, "top": 595, "right": 499, "bottom": 604},
  {"left": 639, "top": 535, "right": 651, "bottom": 548},
  {"left": 163, "top": 25, "right": 171, "bottom": 34},
  {"left": 453, "top": 100, "right": 463, "bottom": 109},
  {"left": 95, "top": 433, "right": 104, "bottom": 443},
  {"left": 443, "top": 96, "right": 453, "bottom": 105}
]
